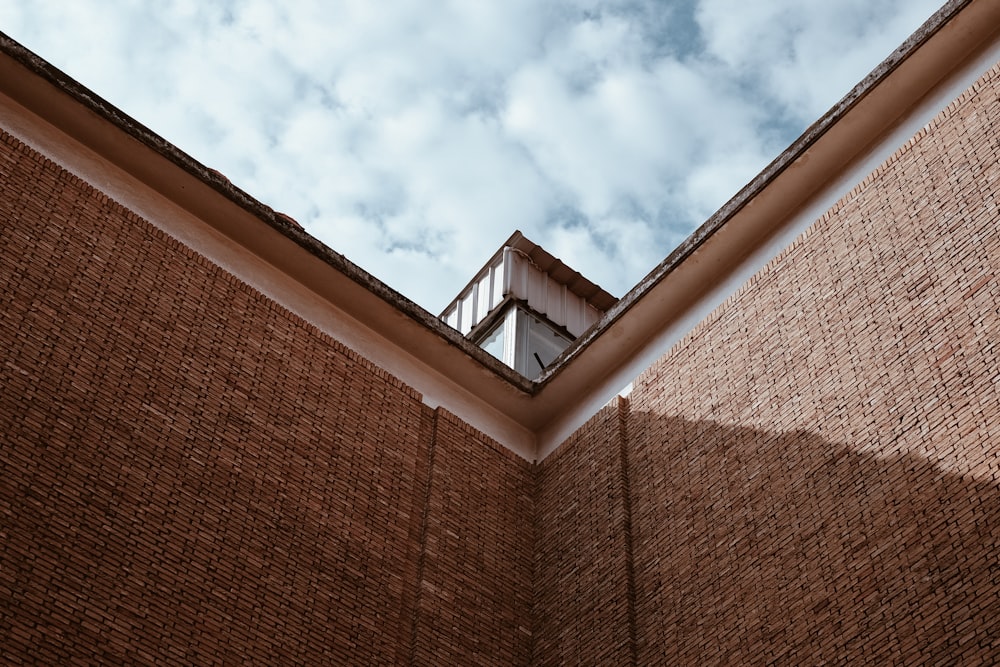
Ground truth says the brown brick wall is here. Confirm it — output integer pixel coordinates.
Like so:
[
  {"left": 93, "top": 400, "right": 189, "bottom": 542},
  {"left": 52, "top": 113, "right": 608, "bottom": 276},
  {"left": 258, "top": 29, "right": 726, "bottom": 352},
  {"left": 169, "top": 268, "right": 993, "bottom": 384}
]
[
  {"left": 0, "top": 132, "right": 530, "bottom": 665},
  {"left": 621, "top": 61, "right": 1000, "bottom": 663},
  {"left": 532, "top": 399, "right": 634, "bottom": 665},
  {"left": 410, "top": 410, "right": 533, "bottom": 665},
  {"left": 4, "top": 51, "right": 1000, "bottom": 667}
]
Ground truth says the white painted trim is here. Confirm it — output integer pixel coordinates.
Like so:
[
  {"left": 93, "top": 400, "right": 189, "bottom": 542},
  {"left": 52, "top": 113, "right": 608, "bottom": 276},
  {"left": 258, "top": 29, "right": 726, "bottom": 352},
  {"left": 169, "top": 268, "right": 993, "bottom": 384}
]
[
  {"left": 535, "top": 29, "right": 1000, "bottom": 459},
  {"left": 0, "top": 90, "right": 538, "bottom": 459},
  {"left": 1, "top": 1, "right": 997, "bottom": 463}
]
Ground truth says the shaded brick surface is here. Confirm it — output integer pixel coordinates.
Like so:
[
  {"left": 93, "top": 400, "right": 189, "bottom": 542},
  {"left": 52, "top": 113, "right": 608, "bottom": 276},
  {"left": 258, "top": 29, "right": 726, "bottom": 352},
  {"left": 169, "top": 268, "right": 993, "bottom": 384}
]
[
  {"left": 0, "top": 132, "right": 518, "bottom": 664},
  {"left": 532, "top": 399, "right": 634, "bottom": 665},
  {"left": 410, "top": 410, "right": 534, "bottom": 666},
  {"left": 623, "top": 60, "right": 1000, "bottom": 664}
]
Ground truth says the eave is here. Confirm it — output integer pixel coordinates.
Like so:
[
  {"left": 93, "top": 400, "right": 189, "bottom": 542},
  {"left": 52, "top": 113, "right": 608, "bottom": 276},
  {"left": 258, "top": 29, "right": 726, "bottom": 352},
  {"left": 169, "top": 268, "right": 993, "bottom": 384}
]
[{"left": 1, "top": 0, "right": 997, "bottom": 461}]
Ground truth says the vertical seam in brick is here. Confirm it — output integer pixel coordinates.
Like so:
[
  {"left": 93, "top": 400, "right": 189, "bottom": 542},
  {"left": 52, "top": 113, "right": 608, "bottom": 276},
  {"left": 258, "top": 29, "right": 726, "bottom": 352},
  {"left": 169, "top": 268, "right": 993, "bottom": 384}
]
[
  {"left": 529, "top": 457, "right": 540, "bottom": 665},
  {"left": 405, "top": 408, "right": 440, "bottom": 665},
  {"left": 617, "top": 396, "right": 638, "bottom": 665},
  {"left": 394, "top": 405, "right": 436, "bottom": 663}
]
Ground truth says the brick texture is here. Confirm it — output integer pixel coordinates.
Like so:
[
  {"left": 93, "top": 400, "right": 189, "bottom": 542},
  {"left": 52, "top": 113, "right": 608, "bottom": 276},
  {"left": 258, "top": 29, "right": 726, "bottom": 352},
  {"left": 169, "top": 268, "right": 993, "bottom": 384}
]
[
  {"left": 0, "top": 133, "right": 525, "bottom": 664},
  {"left": 622, "top": 60, "right": 1000, "bottom": 663},
  {"left": 532, "top": 399, "right": 635, "bottom": 665},
  {"left": 4, "top": 47, "right": 1000, "bottom": 667},
  {"left": 531, "top": 58, "right": 1000, "bottom": 666},
  {"left": 410, "top": 410, "right": 533, "bottom": 665}
]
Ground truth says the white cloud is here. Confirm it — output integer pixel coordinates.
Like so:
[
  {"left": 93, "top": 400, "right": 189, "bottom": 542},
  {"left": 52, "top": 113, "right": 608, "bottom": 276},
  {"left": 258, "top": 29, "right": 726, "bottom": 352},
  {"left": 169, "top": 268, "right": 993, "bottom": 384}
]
[
  {"left": 696, "top": 0, "right": 942, "bottom": 122},
  {"left": 0, "top": 0, "right": 944, "bottom": 312}
]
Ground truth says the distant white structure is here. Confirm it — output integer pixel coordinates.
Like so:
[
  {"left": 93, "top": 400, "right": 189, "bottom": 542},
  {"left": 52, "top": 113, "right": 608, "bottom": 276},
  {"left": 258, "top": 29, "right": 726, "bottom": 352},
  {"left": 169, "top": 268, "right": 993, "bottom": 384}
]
[{"left": 441, "top": 231, "right": 617, "bottom": 379}]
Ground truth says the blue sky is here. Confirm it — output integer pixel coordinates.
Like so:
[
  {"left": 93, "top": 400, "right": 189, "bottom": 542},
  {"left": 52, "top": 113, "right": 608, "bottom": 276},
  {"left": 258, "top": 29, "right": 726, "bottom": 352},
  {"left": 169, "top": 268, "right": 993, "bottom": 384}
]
[{"left": 1, "top": 0, "right": 944, "bottom": 312}]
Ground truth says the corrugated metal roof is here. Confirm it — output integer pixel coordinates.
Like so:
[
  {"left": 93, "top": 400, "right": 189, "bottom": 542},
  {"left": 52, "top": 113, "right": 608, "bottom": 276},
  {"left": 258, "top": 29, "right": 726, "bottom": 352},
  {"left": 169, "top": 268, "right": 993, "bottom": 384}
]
[{"left": 440, "top": 231, "right": 618, "bottom": 338}]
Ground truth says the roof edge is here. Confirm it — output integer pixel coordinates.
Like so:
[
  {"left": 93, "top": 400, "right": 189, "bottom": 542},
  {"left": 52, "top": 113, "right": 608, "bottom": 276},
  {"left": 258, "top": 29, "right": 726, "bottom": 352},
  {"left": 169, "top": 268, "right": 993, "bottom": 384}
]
[
  {"left": 536, "top": 0, "right": 977, "bottom": 387},
  {"left": 532, "top": 0, "right": 1000, "bottom": 456},
  {"left": 1, "top": 0, "right": 994, "bottom": 461},
  {"left": 0, "top": 31, "right": 536, "bottom": 397}
]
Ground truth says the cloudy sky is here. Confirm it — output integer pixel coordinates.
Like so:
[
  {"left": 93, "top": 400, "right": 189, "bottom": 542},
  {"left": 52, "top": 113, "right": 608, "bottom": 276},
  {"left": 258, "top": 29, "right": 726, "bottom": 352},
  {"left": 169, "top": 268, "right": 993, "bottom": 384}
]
[{"left": 1, "top": 0, "right": 943, "bottom": 313}]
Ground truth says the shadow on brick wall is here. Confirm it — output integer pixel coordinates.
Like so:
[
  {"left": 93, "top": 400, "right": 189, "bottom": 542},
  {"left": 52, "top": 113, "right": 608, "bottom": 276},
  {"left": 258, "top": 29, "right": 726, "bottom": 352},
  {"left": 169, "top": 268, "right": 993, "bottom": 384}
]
[{"left": 627, "top": 410, "right": 1000, "bottom": 665}]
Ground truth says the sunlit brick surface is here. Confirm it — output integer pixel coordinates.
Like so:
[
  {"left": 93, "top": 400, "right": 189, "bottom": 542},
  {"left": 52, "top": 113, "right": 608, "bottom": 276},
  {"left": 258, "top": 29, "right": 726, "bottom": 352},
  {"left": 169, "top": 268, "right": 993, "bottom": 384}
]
[
  {"left": 622, "top": 60, "right": 1000, "bottom": 664},
  {"left": 534, "top": 60, "right": 1000, "bottom": 665}
]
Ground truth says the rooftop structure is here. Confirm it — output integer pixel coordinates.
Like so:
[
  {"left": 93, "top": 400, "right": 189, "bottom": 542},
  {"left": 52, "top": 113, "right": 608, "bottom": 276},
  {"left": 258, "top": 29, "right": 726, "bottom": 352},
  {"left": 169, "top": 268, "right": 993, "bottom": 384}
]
[{"left": 441, "top": 231, "right": 616, "bottom": 378}]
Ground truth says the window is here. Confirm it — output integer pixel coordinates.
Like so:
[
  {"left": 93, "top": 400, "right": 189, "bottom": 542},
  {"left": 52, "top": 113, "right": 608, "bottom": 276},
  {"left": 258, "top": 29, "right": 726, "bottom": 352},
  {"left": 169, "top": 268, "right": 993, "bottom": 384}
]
[
  {"left": 475, "top": 305, "right": 572, "bottom": 379},
  {"left": 520, "top": 311, "right": 571, "bottom": 376},
  {"left": 479, "top": 316, "right": 507, "bottom": 362}
]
